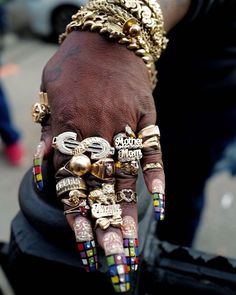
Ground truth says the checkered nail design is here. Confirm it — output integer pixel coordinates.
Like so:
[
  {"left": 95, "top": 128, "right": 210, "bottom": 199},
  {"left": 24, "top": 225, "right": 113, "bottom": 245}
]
[
  {"left": 153, "top": 192, "right": 165, "bottom": 221},
  {"left": 106, "top": 253, "right": 130, "bottom": 292},
  {"left": 77, "top": 240, "right": 98, "bottom": 272},
  {"left": 123, "top": 238, "right": 139, "bottom": 272},
  {"left": 33, "top": 157, "right": 43, "bottom": 190}
]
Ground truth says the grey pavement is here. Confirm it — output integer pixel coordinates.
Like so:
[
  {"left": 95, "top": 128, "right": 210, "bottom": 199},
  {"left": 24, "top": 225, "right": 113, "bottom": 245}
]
[
  {"left": 1, "top": 32, "right": 236, "bottom": 293},
  {"left": 0, "top": 33, "right": 57, "bottom": 243}
]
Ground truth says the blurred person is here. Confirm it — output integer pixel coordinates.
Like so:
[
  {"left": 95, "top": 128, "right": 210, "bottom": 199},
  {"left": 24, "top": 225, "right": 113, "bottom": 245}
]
[
  {"left": 0, "top": 3, "right": 24, "bottom": 166},
  {"left": 3, "top": 0, "right": 236, "bottom": 294}
]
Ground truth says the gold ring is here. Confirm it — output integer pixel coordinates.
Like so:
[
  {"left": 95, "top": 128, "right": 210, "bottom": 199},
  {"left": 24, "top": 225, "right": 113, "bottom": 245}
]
[
  {"left": 142, "top": 136, "right": 161, "bottom": 150},
  {"left": 116, "top": 189, "right": 137, "bottom": 203},
  {"left": 56, "top": 176, "right": 87, "bottom": 197},
  {"left": 143, "top": 162, "right": 163, "bottom": 171},
  {"left": 88, "top": 183, "right": 123, "bottom": 230},
  {"left": 138, "top": 124, "right": 160, "bottom": 139},
  {"left": 31, "top": 92, "right": 50, "bottom": 124},
  {"left": 113, "top": 126, "right": 143, "bottom": 162},
  {"left": 63, "top": 198, "right": 90, "bottom": 216},
  {"left": 69, "top": 154, "right": 91, "bottom": 176},
  {"left": 61, "top": 189, "right": 87, "bottom": 207},
  {"left": 90, "top": 158, "right": 115, "bottom": 180},
  {"left": 115, "top": 160, "right": 140, "bottom": 175}
]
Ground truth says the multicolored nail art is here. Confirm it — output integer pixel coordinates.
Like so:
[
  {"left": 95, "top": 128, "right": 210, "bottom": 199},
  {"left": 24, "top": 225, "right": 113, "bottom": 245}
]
[
  {"left": 107, "top": 253, "right": 130, "bottom": 293},
  {"left": 153, "top": 192, "right": 165, "bottom": 221},
  {"left": 123, "top": 238, "right": 139, "bottom": 272},
  {"left": 77, "top": 240, "right": 98, "bottom": 272},
  {"left": 122, "top": 216, "right": 139, "bottom": 272},
  {"left": 33, "top": 157, "right": 43, "bottom": 190},
  {"left": 33, "top": 141, "right": 45, "bottom": 191}
]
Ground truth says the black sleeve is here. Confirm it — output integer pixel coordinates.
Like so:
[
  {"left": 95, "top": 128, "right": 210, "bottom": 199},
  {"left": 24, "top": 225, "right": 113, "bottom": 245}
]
[{"left": 183, "top": 0, "right": 236, "bottom": 22}]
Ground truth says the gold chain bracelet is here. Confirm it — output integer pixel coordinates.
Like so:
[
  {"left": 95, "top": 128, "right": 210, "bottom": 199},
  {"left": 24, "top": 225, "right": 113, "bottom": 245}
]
[{"left": 59, "top": 0, "right": 168, "bottom": 90}]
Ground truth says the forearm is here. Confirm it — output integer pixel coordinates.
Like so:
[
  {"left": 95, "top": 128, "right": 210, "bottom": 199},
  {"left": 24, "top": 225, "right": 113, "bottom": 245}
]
[{"left": 158, "top": 0, "right": 191, "bottom": 32}]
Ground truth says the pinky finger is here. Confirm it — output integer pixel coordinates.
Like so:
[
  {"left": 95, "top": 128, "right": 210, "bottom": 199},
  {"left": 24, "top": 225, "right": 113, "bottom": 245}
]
[{"left": 138, "top": 124, "right": 165, "bottom": 221}]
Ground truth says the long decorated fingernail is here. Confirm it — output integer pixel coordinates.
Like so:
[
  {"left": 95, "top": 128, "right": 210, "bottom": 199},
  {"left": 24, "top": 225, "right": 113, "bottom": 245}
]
[
  {"left": 103, "top": 232, "right": 130, "bottom": 293},
  {"left": 153, "top": 193, "right": 165, "bottom": 220},
  {"left": 122, "top": 216, "right": 139, "bottom": 272},
  {"left": 74, "top": 217, "right": 98, "bottom": 272},
  {"left": 152, "top": 179, "right": 165, "bottom": 221},
  {"left": 33, "top": 141, "right": 45, "bottom": 191}
]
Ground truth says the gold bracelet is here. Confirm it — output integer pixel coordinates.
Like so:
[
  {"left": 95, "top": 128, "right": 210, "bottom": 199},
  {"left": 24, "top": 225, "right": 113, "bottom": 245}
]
[{"left": 59, "top": 0, "right": 168, "bottom": 90}]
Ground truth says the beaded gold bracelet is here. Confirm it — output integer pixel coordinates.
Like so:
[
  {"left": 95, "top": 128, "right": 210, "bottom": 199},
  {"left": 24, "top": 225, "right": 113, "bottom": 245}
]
[{"left": 59, "top": 0, "right": 168, "bottom": 90}]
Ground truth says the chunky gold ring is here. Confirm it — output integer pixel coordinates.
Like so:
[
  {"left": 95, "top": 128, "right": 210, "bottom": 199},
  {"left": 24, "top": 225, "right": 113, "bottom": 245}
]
[
  {"left": 69, "top": 154, "right": 91, "bottom": 176},
  {"left": 138, "top": 125, "right": 160, "bottom": 139},
  {"left": 113, "top": 133, "right": 142, "bottom": 150},
  {"left": 142, "top": 136, "right": 161, "bottom": 150},
  {"left": 52, "top": 131, "right": 115, "bottom": 159},
  {"left": 116, "top": 189, "right": 137, "bottom": 203},
  {"left": 90, "top": 158, "right": 115, "bottom": 180},
  {"left": 89, "top": 183, "right": 123, "bottom": 230},
  {"left": 31, "top": 92, "right": 50, "bottom": 124},
  {"left": 61, "top": 189, "right": 87, "bottom": 207},
  {"left": 115, "top": 160, "right": 140, "bottom": 175},
  {"left": 88, "top": 183, "right": 116, "bottom": 206},
  {"left": 113, "top": 125, "right": 143, "bottom": 162},
  {"left": 56, "top": 176, "right": 87, "bottom": 197},
  {"left": 63, "top": 198, "right": 90, "bottom": 216}
]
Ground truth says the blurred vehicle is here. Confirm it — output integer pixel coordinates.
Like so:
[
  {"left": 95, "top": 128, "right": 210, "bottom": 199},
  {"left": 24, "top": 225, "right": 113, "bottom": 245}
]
[
  {"left": 27, "top": 0, "right": 88, "bottom": 39},
  {"left": 4, "top": 0, "right": 31, "bottom": 34},
  {"left": 5, "top": 0, "right": 87, "bottom": 39}
]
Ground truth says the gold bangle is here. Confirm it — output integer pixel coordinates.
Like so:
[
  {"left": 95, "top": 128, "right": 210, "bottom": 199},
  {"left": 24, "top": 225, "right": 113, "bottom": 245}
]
[{"left": 59, "top": 0, "right": 168, "bottom": 90}]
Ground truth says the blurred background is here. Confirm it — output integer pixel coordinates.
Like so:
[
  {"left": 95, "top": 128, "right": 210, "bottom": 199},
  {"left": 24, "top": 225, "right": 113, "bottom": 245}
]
[{"left": 1, "top": 0, "right": 236, "bottom": 293}]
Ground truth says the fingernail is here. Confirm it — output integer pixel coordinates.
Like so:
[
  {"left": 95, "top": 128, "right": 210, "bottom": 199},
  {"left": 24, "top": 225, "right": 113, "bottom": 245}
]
[
  {"left": 153, "top": 193, "right": 165, "bottom": 221},
  {"left": 77, "top": 240, "right": 98, "bottom": 272},
  {"left": 122, "top": 216, "right": 139, "bottom": 272},
  {"left": 123, "top": 238, "right": 139, "bottom": 272},
  {"left": 74, "top": 218, "right": 98, "bottom": 272},
  {"left": 103, "top": 232, "right": 130, "bottom": 292},
  {"left": 106, "top": 253, "right": 130, "bottom": 292},
  {"left": 33, "top": 141, "right": 45, "bottom": 191}
]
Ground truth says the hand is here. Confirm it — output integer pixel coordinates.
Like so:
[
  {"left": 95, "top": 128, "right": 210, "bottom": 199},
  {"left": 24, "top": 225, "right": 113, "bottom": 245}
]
[{"left": 32, "top": 30, "right": 165, "bottom": 292}]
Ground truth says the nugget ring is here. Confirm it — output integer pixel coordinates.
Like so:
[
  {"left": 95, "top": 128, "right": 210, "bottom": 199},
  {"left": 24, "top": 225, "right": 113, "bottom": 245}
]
[{"left": 31, "top": 92, "right": 50, "bottom": 124}]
